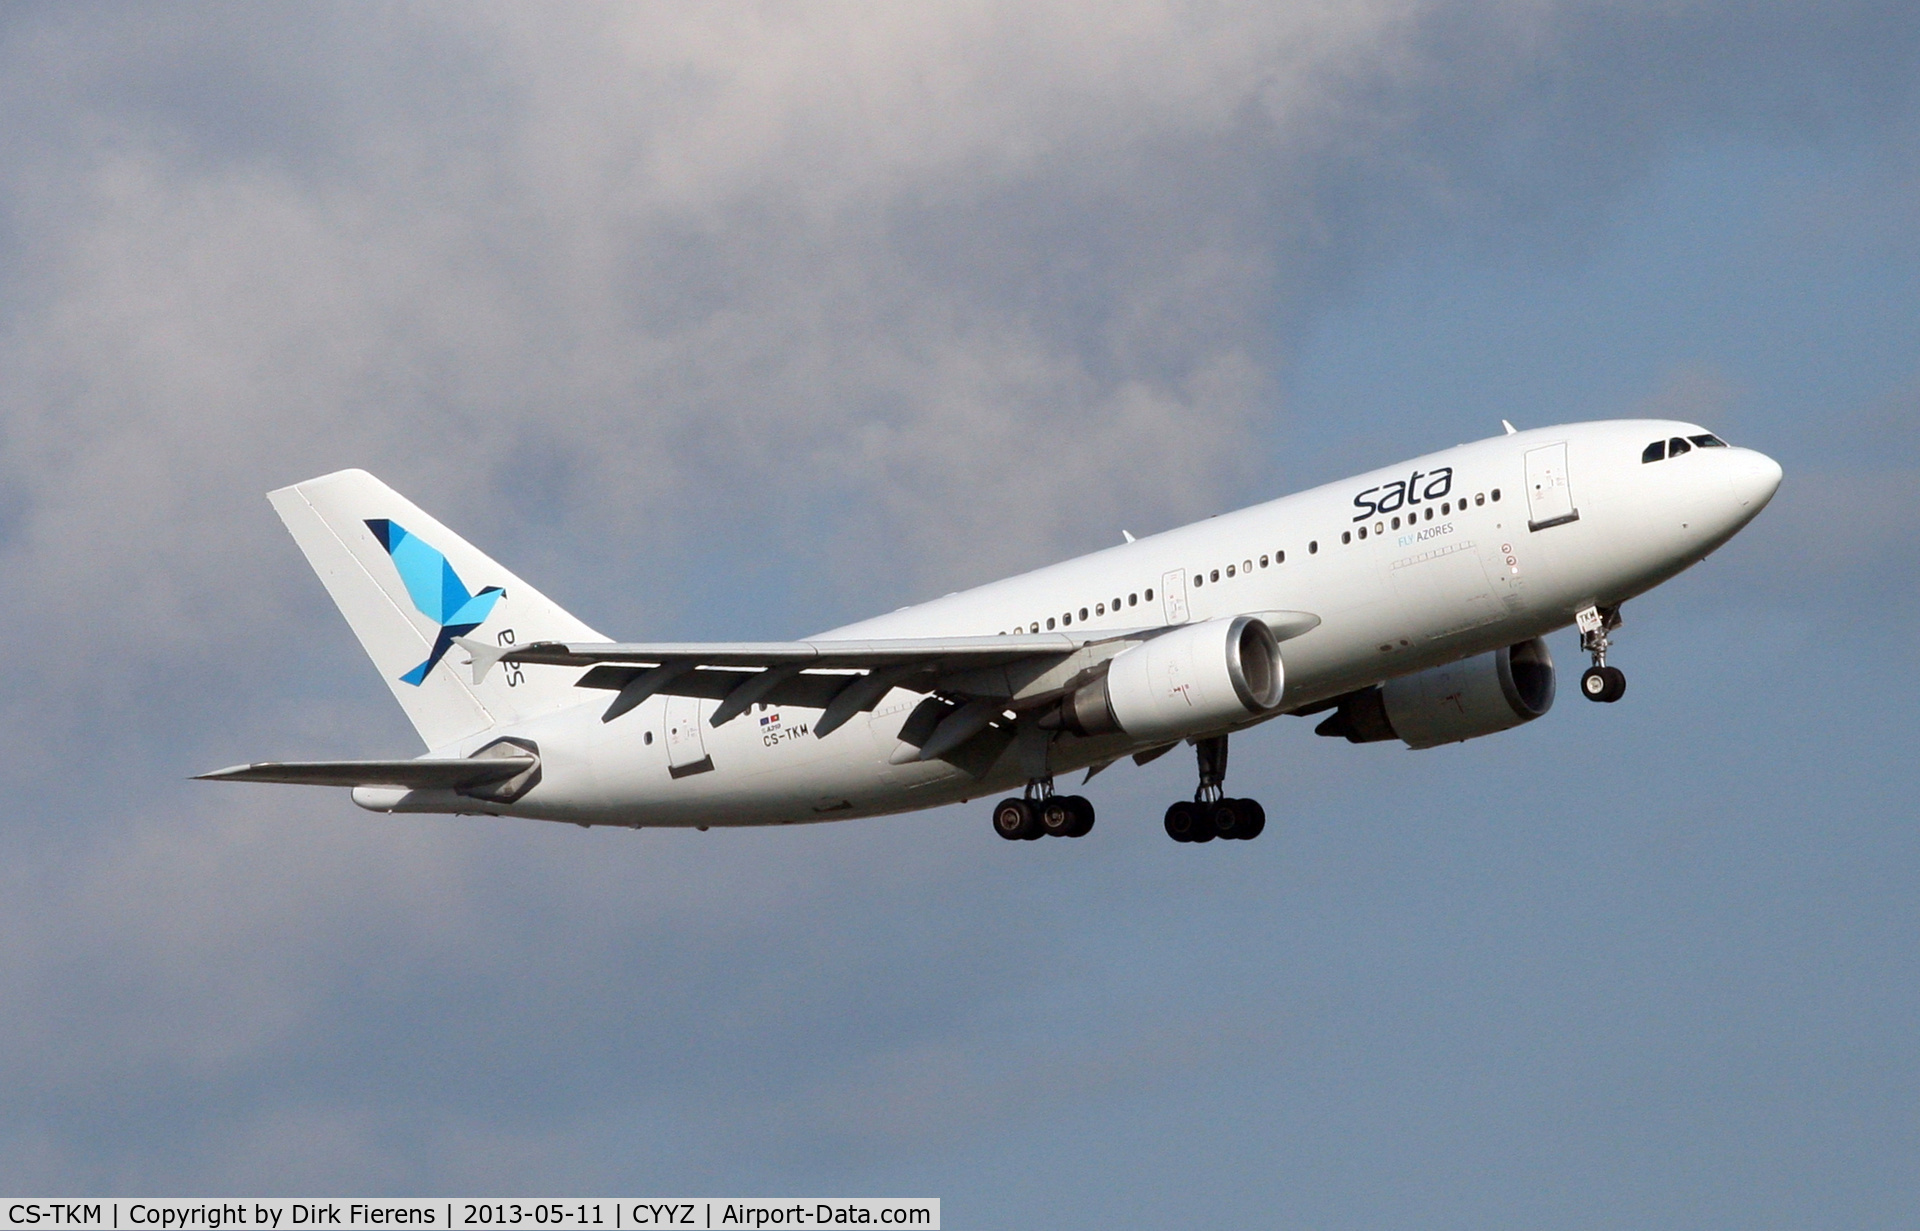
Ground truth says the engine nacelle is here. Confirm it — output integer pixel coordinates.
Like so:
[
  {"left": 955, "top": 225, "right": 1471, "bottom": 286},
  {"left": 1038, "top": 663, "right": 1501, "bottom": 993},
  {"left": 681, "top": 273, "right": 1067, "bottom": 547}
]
[
  {"left": 1056, "top": 615, "right": 1283, "bottom": 742},
  {"left": 1315, "top": 638, "right": 1555, "bottom": 749}
]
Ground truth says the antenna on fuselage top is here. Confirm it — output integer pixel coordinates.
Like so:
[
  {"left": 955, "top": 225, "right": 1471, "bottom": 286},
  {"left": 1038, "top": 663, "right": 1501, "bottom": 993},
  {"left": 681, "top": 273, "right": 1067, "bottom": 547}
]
[{"left": 1502, "top": 420, "right": 1518, "bottom": 435}]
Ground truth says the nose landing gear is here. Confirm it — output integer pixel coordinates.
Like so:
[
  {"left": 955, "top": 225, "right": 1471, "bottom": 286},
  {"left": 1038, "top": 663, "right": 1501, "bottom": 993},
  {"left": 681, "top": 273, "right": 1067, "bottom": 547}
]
[
  {"left": 1577, "top": 604, "right": 1627, "bottom": 703},
  {"left": 1164, "top": 735, "right": 1267, "bottom": 843}
]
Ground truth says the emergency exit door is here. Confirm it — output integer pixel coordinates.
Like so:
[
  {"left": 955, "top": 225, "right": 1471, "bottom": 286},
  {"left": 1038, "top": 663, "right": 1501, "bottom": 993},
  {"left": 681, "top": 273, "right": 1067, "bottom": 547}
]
[
  {"left": 1524, "top": 442, "right": 1580, "bottom": 531},
  {"left": 1161, "top": 569, "right": 1190, "bottom": 624},
  {"left": 664, "top": 693, "right": 714, "bottom": 778}
]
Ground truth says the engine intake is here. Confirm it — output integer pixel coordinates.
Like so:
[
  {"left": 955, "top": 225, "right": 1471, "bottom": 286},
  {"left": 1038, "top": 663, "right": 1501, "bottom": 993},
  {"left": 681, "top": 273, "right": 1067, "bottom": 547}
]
[
  {"left": 1055, "top": 615, "right": 1283, "bottom": 741},
  {"left": 1315, "top": 638, "right": 1555, "bottom": 749}
]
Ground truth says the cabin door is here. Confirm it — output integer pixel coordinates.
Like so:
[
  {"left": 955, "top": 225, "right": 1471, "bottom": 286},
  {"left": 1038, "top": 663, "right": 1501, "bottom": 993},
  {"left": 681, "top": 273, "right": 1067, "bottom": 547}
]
[{"left": 1524, "top": 443, "right": 1580, "bottom": 531}]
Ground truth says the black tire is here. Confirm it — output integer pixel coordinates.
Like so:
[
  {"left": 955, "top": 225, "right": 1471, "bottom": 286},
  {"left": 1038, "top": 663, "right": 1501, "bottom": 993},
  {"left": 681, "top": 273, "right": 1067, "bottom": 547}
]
[
  {"left": 1039, "top": 796, "right": 1077, "bottom": 837},
  {"left": 1601, "top": 666, "right": 1627, "bottom": 703},
  {"left": 1063, "top": 795, "right": 1096, "bottom": 838},
  {"left": 1238, "top": 798, "right": 1267, "bottom": 840},
  {"left": 1581, "top": 666, "right": 1610, "bottom": 701},
  {"left": 1211, "top": 798, "right": 1248, "bottom": 840},
  {"left": 993, "top": 798, "right": 1038, "bottom": 841},
  {"left": 1164, "top": 800, "right": 1202, "bottom": 843}
]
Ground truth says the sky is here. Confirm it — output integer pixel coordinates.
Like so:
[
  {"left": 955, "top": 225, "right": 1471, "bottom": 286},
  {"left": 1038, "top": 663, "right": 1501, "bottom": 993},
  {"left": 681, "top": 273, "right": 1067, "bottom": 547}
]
[{"left": 0, "top": 2, "right": 1917, "bottom": 1225}]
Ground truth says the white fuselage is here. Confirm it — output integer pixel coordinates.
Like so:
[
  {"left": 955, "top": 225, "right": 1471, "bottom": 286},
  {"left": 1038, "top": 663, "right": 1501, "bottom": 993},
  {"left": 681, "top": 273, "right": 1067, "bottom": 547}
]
[{"left": 404, "top": 419, "right": 1781, "bottom": 827}]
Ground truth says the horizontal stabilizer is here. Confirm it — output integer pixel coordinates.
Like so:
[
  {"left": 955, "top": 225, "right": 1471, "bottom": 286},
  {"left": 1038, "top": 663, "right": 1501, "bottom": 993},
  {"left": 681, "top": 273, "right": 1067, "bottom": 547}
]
[{"left": 195, "top": 757, "right": 535, "bottom": 790}]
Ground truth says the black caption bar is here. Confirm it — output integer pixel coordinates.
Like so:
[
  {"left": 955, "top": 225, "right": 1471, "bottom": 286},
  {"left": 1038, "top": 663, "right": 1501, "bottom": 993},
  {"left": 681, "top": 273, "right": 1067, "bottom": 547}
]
[{"left": 1, "top": 1202, "right": 938, "bottom": 1231}]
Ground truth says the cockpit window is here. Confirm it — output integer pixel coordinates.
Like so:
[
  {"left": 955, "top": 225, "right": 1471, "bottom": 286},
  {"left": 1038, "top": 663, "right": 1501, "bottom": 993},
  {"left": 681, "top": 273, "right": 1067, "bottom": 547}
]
[
  {"left": 1689, "top": 433, "right": 1727, "bottom": 448},
  {"left": 1668, "top": 436, "right": 1692, "bottom": 456},
  {"left": 1642, "top": 440, "right": 1666, "bottom": 463}
]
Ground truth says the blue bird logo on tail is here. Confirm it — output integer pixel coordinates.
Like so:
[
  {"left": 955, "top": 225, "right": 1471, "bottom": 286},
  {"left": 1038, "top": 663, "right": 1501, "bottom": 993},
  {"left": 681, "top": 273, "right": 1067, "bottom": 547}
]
[{"left": 365, "top": 519, "right": 505, "bottom": 686}]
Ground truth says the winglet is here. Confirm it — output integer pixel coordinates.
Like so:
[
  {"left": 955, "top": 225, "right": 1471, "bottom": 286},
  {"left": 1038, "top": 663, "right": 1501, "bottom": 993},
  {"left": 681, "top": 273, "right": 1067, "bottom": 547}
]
[
  {"left": 1502, "top": 419, "right": 1518, "bottom": 435},
  {"left": 455, "top": 635, "right": 511, "bottom": 684},
  {"left": 1121, "top": 530, "right": 1136, "bottom": 543}
]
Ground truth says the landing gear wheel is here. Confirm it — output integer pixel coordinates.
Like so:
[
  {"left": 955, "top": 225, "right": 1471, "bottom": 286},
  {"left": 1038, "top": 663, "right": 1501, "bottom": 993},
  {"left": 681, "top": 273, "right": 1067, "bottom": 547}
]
[
  {"left": 1210, "top": 798, "right": 1251, "bottom": 840},
  {"left": 993, "top": 797, "right": 1040, "bottom": 841},
  {"left": 1581, "top": 665, "right": 1626, "bottom": 703},
  {"left": 1039, "top": 796, "right": 1078, "bottom": 837},
  {"left": 1211, "top": 798, "right": 1265, "bottom": 840},
  {"left": 1164, "top": 799, "right": 1211, "bottom": 843},
  {"left": 1063, "top": 794, "right": 1096, "bottom": 838}
]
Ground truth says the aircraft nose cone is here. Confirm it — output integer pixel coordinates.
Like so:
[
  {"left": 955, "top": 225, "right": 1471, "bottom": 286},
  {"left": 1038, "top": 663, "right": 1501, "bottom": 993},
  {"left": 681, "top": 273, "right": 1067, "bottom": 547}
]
[{"left": 1729, "top": 448, "right": 1784, "bottom": 512}]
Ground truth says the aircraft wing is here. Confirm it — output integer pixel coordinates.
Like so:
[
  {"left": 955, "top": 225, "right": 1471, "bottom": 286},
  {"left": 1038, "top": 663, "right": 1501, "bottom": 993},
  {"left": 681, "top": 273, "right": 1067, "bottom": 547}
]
[
  {"left": 194, "top": 757, "right": 536, "bottom": 790},
  {"left": 454, "top": 610, "right": 1321, "bottom": 745},
  {"left": 457, "top": 630, "right": 1119, "bottom": 734}
]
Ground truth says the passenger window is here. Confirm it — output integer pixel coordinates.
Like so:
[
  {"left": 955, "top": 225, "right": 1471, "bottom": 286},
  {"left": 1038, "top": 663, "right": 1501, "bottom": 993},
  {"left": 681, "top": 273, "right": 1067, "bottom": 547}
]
[
  {"left": 1342, "top": 531, "right": 1352, "bottom": 544},
  {"left": 1643, "top": 440, "right": 1666, "bottom": 463},
  {"left": 1669, "top": 437, "right": 1691, "bottom": 456},
  {"left": 1095, "top": 602, "right": 1105, "bottom": 616},
  {"left": 1474, "top": 493, "right": 1484, "bottom": 506},
  {"left": 1277, "top": 550, "right": 1286, "bottom": 563},
  {"left": 1690, "top": 433, "right": 1727, "bottom": 448},
  {"left": 1193, "top": 573, "right": 1203, "bottom": 588},
  {"left": 1243, "top": 559, "right": 1252, "bottom": 573},
  {"left": 1359, "top": 527, "right": 1368, "bottom": 540},
  {"left": 1078, "top": 607, "right": 1088, "bottom": 621},
  {"left": 1425, "top": 507, "right": 1434, "bottom": 520},
  {"left": 1128, "top": 593, "right": 1137, "bottom": 606},
  {"left": 1375, "top": 521, "right": 1383, "bottom": 534},
  {"left": 1391, "top": 516, "right": 1400, "bottom": 530},
  {"left": 1046, "top": 617, "right": 1055, "bottom": 630},
  {"left": 1441, "top": 501, "right": 1450, "bottom": 515},
  {"left": 1112, "top": 597, "right": 1120, "bottom": 610},
  {"left": 1259, "top": 554, "right": 1269, "bottom": 568},
  {"left": 1030, "top": 622, "right": 1039, "bottom": 633},
  {"left": 1144, "top": 588, "right": 1153, "bottom": 600},
  {"left": 1210, "top": 569, "right": 1220, "bottom": 582},
  {"left": 1062, "top": 612, "right": 1072, "bottom": 626},
  {"left": 1226, "top": 564, "right": 1235, "bottom": 578},
  {"left": 1308, "top": 541, "right": 1318, "bottom": 554},
  {"left": 1491, "top": 489, "right": 1500, "bottom": 502}
]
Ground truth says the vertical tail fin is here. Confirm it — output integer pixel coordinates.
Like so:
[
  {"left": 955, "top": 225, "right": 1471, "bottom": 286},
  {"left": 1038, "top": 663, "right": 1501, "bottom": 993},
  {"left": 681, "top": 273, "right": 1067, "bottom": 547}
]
[{"left": 270, "top": 469, "right": 604, "bottom": 749}]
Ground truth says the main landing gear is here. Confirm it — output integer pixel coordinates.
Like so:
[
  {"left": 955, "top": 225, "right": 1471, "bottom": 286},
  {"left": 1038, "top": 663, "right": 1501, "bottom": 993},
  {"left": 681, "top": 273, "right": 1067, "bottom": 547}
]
[
  {"left": 992, "top": 780, "right": 1095, "bottom": 841},
  {"left": 1164, "top": 735, "right": 1266, "bottom": 843},
  {"left": 1577, "top": 604, "right": 1627, "bottom": 704},
  {"left": 989, "top": 735, "right": 1269, "bottom": 844}
]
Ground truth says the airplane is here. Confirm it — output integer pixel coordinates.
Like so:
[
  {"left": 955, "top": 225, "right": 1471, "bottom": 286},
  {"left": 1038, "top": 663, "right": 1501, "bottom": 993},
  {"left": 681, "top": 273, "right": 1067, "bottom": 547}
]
[{"left": 200, "top": 419, "right": 1782, "bottom": 843}]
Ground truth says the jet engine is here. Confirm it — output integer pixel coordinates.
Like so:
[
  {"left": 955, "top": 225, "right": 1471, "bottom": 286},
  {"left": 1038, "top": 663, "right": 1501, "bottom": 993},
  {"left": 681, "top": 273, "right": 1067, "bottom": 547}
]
[
  {"left": 1315, "top": 638, "right": 1555, "bottom": 749},
  {"left": 1053, "top": 615, "right": 1283, "bottom": 741}
]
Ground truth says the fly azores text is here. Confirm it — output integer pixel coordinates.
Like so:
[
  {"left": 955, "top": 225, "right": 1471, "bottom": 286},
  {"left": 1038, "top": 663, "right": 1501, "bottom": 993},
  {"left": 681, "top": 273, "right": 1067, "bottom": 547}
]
[{"left": 1353, "top": 466, "right": 1454, "bottom": 521}]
